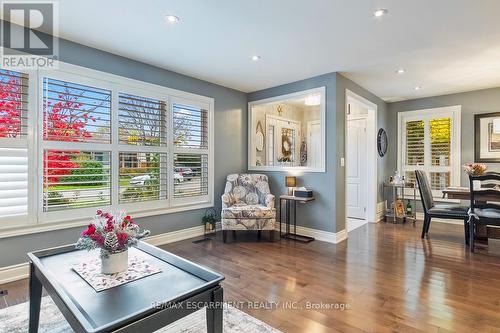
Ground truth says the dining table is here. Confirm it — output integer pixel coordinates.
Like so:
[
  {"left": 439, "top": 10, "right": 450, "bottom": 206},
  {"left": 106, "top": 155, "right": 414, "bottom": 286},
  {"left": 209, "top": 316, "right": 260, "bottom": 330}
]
[{"left": 442, "top": 186, "right": 500, "bottom": 242}]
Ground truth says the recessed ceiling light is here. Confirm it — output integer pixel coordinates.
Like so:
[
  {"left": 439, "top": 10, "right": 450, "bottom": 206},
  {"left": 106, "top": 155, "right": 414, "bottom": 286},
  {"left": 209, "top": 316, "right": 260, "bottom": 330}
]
[
  {"left": 374, "top": 9, "right": 388, "bottom": 17},
  {"left": 165, "top": 15, "right": 180, "bottom": 23},
  {"left": 251, "top": 55, "right": 261, "bottom": 61},
  {"left": 396, "top": 68, "right": 405, "bottom": 74},
  {"left": 414, "top": 86, "right": 421, "bottom": 91}
]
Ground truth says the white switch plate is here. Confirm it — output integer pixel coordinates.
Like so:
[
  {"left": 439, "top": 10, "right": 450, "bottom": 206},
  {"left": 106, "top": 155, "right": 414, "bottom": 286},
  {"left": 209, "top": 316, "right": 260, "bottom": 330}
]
[{"left": 340, "top": 157, "right": 345, "bottom": 166}]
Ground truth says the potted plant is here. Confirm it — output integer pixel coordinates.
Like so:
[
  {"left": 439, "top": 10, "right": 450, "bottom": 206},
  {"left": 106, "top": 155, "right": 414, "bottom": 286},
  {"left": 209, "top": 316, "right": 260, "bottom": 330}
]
[
  {"left": 76, "top": 210, "right": 150, "bottom": 274},
  {"left": 463, "top": 163, "right": 487, "bottom": 190},
  {"left": 202, "top": 208, "right": 217, "bottom": 232}
]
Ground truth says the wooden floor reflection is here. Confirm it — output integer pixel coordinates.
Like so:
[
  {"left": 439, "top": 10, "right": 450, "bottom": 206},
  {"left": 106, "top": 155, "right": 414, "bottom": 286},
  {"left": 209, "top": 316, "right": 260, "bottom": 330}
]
[{"left": 2, "top": 221, "right": 500, "bottom": 332}]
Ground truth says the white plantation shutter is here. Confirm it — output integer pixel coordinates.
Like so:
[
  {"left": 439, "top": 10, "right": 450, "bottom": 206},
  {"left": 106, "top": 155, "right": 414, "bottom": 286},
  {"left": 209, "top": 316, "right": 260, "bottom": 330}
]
[
  {"left": 173, "top": 103, "right": 208, "bottom": 149},
  {"left": 0, "top": 69, "right": 28, "bottom": 138},
  {"left": 118, "top": 92, "right": 168, "bottom": 204},
  {"left": 0, "top": 148, "right": 28, "bottom": 217},
  {"left": 43, "top": 77, "right": 111, "bottom": 143},
  {"left": 43, "top": 150, "right": 111, "bottom": 211},
  {"left": 0, "top": 69, "right": 29, "bottom": 221},
  {"left": 172, "top": 100, "right": 210, "bottom": 203},
  {"left": 0, "top": 64, "right": 213, "bottom": 228},
  {"left": 405, "top": 120, "right": 425, "bottom": 166},
  {"left": 399, "top": 107, "right": 460, "bottom": 197},
  {"left": 118, "top": 93, "right": 167, "bottom": 146},
  {"left": 173, "top": 154, "right": 208, "bottom": 198},
  {"left": 119, "top": 152, "right": 167, "bottom": 203}
]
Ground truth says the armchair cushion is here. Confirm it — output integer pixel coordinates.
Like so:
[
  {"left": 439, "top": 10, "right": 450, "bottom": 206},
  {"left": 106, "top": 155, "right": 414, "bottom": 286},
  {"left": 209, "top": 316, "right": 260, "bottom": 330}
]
[{"left": 222, "top": 204, "right": 276, "bottom": 219}]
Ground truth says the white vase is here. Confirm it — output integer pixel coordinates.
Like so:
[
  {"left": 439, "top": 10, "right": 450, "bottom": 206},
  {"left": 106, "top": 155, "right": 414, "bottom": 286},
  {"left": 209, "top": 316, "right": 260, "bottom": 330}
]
[
  {"left": 473, "top": 180, "right": 481, "bottom": 190},
  {"left": 101, "top": 250, "right": 128, "bottom": 274}
]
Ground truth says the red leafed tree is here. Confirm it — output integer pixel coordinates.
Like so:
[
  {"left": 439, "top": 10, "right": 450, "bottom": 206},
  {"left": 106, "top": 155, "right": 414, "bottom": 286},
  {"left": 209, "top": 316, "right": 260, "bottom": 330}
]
[
  {"left": 43, "top": 88, "right": 97, "bottom": 183},
  {"left": 0, "top": 78, "right": 23, "bottom": 138},
  {"left": 0, "top": 73, "right": 96, "bottom": 184}
]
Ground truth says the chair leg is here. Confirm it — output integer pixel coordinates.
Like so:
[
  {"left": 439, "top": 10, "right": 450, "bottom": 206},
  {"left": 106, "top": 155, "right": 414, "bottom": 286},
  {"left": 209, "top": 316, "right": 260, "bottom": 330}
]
[
  {"left": 425, "top": 216, "right": 432, "bottom": 234},
  {"left": 464, "top": 217, "right": 470, "bottom": 246},
  {"left": 421, "top": 215, "right": 430, "bottom": 239},
  {"left": 222, "top": 230, "right": 227, "bottom": 243},
  {"left": 469, "top": 216, "right": 475, "bottom": 253},
  {"left": 269, "top": 230, "right": 274, "bottom": 242}
]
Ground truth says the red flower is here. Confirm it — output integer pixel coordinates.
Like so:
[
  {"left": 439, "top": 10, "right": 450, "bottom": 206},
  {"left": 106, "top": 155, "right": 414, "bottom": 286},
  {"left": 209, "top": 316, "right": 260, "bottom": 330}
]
[
  {"left": 117, "top": 233, "right": 128, "bottom": 246},
  {"left": 82, "top": 224, "right": 96, "bottom": 236},
  {"left": 96, "top": 209, "right": 102, "bottom": 215},
  {"left": 90, "top": 233, "right": 104, "bottom": 246}
]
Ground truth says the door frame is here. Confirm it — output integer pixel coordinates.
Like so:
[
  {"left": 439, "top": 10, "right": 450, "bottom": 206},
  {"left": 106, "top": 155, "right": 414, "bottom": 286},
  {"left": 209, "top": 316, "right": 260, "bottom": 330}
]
[{"left": 345, "top": 89, "right": 378, "bottom": 223}]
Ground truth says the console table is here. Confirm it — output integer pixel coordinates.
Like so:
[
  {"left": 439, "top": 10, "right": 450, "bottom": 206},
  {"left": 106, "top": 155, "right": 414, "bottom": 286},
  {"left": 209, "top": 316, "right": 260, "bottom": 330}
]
[
  {"left": 279, "top": 195, "right": 315, "bottom": 243},
  {"left": 28, "top": 241, "right": 224, "bottom": 333}
]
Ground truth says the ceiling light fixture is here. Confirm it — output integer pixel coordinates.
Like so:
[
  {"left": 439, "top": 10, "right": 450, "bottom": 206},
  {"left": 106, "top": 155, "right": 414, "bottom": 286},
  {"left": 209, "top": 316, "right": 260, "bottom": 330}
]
[
  {"left": 165, "top": 15, "right": 180, "bottom": 23},
  {"left": 414, "top": 86, "right": 421, "bottom": 91},
  {"left": 396, "top": 68, "right": 405, "bottom": 74},
  {"left": 374, "top": 9, "right": 388, "bottom": 17},
  {"left": 251, "top": 55, "right": 261, "bottom": 61}
]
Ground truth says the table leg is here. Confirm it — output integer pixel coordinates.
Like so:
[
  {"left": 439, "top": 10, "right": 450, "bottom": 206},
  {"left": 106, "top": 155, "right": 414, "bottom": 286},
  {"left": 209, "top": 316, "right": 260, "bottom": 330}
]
[
  {"left": 286, "top": 200, "right": 290, "bottom": 236},
  {"left": 294, "top": 201, "right": 297, "bottom": 236},
  {"left": 279, "top": 199, "right": 282, "bottom": 237},
  {"left": 206, "top": 286, "right": 223, "bottom": 333},
  {"left": 29, "top": 262, "right": 42, "bottom": 333}
]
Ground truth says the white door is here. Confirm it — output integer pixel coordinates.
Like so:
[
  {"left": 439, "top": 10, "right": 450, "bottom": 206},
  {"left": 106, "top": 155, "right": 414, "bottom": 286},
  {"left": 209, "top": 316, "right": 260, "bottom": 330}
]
[
  {"left": 346, "top": 117, "right": 367, "bottom": 219},
  {"left": 307, "top": 121, "right": 321, "bottom": 168}
]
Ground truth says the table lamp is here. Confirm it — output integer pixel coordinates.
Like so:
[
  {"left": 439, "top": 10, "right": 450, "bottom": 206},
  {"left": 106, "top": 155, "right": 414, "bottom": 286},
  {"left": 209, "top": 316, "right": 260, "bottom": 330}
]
[{"left": 285, "top": 176, "right": 296, "bottom": 195}]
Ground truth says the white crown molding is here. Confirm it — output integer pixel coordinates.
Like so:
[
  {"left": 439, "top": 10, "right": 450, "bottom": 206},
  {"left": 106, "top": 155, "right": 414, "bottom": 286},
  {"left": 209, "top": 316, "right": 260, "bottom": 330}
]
[{"left": 0, "top": 225, "right": 205, "bottom": 285}]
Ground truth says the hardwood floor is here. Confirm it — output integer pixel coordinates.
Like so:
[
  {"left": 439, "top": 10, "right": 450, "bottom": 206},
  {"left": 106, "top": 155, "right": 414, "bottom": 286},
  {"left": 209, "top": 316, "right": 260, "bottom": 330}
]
[{"left": 3, "top": 221, "right": 500, "bottom": 332}]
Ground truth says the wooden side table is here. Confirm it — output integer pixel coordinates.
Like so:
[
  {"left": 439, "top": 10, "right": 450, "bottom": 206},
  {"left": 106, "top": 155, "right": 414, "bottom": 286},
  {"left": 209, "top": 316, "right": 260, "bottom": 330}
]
[{"left": 279, "top": 195, "right": 315, "bottom": 243}]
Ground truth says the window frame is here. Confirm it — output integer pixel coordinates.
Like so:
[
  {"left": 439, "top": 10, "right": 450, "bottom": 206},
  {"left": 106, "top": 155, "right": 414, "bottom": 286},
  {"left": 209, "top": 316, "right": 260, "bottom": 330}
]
[
  {"left": 0, "top": 61, "right": 214, "bottom": 237},
  {"left": 397, "top": 105, "right": 461, "bottom": 197}
]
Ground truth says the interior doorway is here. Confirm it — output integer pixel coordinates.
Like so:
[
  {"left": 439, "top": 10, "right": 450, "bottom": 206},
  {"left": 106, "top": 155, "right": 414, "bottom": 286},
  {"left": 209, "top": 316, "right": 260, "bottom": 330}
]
[{"left": 345, "top": 90, "right": 378, "bottom": 232}]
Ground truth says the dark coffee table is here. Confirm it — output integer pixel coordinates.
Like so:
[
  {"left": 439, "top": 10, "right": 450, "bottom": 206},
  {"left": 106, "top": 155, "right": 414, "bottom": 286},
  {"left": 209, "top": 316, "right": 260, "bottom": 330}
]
[{"left": 27, "top": 241, "right": 224, "bottom": 333}]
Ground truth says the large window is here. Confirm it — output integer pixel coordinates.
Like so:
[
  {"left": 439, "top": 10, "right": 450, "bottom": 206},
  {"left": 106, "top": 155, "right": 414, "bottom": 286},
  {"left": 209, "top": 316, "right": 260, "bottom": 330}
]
[
  {"left": 398, "top": 106, "right": 461, "bottom": 197},
  {"left": 0, "top": 63, "right": 213, "bottom": 231}
]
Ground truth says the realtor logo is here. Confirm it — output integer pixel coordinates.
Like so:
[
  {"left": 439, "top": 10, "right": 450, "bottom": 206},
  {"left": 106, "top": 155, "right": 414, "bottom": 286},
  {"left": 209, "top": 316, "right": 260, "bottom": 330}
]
[{"left": 1, "top": 1, "right": 59, "bottom": 69}]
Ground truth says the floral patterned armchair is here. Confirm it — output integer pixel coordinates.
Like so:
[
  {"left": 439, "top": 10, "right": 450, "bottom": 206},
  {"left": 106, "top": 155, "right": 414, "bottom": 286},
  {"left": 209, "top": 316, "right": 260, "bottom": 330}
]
[{"left": 221, "top": 174, "right": 276, "bottom": 242}]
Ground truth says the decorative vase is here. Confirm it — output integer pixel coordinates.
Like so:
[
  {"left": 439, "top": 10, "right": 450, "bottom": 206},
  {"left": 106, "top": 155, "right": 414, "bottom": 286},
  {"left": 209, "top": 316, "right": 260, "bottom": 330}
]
[
  {"left": 473, "top": 180, "right": 481, "bottom": 190},
  {"left": 101, "top": 250, "right": 128, "bottom": 274}
]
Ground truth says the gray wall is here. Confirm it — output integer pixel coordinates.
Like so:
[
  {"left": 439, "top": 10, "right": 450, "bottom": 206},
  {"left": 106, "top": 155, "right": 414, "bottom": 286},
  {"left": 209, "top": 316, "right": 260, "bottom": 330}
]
[
  {"left": 387, "top": 87, "right": 500, "bottom": 186},
  {"left": 335, "top": 74, "right": 389, "bottom": 231},
  {"left": 247, "top": 73, "right": 388, "bottom": 233},
  {"left": 0, "top": 36, "right": 247, "bottom": 267},
  {"left": 248, "top": 73, "right": 338, "bottom": 233}
]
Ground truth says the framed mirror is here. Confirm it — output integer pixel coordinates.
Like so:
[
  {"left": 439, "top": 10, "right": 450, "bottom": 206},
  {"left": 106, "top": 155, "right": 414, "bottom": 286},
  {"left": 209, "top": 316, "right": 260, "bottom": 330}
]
[{"left": 248, "top": 87, "right": 326, "bottom": 172}]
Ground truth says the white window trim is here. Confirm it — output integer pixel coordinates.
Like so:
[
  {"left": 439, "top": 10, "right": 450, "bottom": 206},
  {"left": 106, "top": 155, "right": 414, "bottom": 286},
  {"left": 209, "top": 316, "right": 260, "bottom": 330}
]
[
  {"left": 0, "top": 61, "right": 214, "bottom": 238},
  {"left": 397, "top": 105, "right": 461, "bottom": 197},
  {"left": 248, "top": 86, "right": 326, "bottom": 172}
]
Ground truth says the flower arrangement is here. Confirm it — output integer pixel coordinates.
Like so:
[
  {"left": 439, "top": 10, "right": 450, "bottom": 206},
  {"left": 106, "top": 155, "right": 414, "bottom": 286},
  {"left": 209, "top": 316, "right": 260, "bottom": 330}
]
[
  {"left": 463, "top": 163, "right": 487, "bottom": 176},
  {"left": 76, "top": 210, "right": 150, "bottom": 258}
]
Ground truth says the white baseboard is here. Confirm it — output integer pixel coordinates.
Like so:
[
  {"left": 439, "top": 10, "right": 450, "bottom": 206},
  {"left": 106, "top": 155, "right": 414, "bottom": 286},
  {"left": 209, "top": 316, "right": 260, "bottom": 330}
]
[
  {"left": 0, "top": 263, "right": 30, "bottom": 285},
  {"left": 0, "top": 225, "right": 206, "bottom": 285},
  {"left": 276, "top": 223, "right": 347, "bottom": 244},
  {"left": 415, "top": 212, "right": 463, "bottom": 225},
  {"left": 144, "top": 225, "right": 205, "bottom": 246}
]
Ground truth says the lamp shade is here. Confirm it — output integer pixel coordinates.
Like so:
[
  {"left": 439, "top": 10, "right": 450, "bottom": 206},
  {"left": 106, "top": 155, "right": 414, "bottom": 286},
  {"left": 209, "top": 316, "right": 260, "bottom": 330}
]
[
  {"left": 285, "top": 176, "right": 296, "bottom": 187},
  {"left": 494, "top": 118, "right": 500, "bottom": 134}
]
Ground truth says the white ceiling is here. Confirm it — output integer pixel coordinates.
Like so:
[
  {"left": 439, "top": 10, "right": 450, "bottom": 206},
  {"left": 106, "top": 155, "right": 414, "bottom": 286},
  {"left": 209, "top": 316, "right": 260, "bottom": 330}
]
[{"left": 50, "top": 0, "right": 500, "bottom": 101}]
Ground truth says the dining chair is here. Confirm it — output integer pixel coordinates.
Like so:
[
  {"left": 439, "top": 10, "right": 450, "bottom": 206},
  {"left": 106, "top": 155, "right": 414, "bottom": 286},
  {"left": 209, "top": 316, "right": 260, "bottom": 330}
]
[
  {"left": 415, "top": 170, "right": 469, "bottom": 242},
  {"left": 468, "top": 173, "right": 500, "bottom": 252}
]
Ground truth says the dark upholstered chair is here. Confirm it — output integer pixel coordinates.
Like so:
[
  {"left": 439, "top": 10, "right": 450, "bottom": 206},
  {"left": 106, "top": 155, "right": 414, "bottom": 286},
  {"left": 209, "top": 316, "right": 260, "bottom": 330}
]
[
  {"left": 415, "top": 170, "right": 469, "bottom": 241},
  {"left": 468, "top": 173, "right": 500, "bottom": 252}
]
